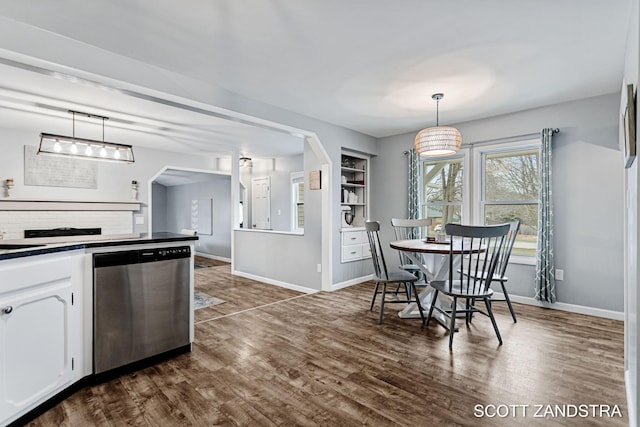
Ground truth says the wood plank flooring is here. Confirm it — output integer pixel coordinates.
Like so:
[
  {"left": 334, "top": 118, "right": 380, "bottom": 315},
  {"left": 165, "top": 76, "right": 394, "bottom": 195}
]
[{"left": 28, "top": 266, "right": 627, "bottom": 426}]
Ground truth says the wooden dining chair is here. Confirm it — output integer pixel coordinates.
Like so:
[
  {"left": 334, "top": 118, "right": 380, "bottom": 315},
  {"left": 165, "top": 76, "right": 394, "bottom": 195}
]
[
  {"left": 365, "top": 220, "right": 424, "bottom": 324},
  {"left": 390, "top": 218, "right": 432, "bottom": 281},
  {"left": 425, "top": 223, "right": 510, "bottom": 348},
  {"left": 489, "top": 220, "right": 521, "bottom": 322}
]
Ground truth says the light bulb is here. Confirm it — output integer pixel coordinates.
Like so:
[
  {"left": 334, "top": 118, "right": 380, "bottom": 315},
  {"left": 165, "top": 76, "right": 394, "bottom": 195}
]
[
  {"left": 70, "top": 143, "right": 78, "bottom": 154},
  {"left": 100, "top": 146, "right": 107, "bottom": 157},
  {"left": 114, "top": 148, "right": 120, "bottom": 160},
  {"left": 85, "top": 145, "right": 93, "bottom": 156},
  {"left": 53, "top": 141, "right": 62, "bottom": 152}
]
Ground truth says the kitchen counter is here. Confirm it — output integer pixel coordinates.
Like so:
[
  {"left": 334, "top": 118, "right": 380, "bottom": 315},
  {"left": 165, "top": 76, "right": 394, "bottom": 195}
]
[{"left": 0, "top": 232, "right": 198, "bottom": 261}]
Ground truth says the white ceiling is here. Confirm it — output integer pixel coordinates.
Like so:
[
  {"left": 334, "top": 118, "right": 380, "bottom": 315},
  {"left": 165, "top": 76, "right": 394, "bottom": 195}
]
[{"left": 0, "top": 0, "right": 632, "bottom": 144}]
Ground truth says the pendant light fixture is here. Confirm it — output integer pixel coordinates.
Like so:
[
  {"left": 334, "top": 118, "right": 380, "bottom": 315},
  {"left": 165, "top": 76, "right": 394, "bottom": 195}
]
[
  {"left": 38, "top": 110, "right": 135, "bottom": 163},
  {"left": 414, "top": 93, "right": 462, "bottom": 157}
]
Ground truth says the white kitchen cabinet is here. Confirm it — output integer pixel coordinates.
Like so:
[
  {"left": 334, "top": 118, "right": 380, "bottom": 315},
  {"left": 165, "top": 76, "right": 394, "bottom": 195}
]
[
  {"left": 0, "top": 252, "right": 83, "bottom": 426},
  {"left": 341, "top": 229, "right": 371, "bottom": 263}
]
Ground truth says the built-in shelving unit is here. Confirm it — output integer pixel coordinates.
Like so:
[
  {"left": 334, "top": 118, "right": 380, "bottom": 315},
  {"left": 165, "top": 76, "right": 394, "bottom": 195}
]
[{"left": 340, "top": 150, "right": 370, "bottom": 263}]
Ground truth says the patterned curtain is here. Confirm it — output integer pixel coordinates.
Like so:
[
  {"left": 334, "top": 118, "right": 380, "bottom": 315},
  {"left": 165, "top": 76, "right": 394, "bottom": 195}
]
[
  {"left": 535, "top": 128, "right": 557, "bottom": 303},
  {"left": 407, "top": 149, "right": 420, "bottom": 238}
]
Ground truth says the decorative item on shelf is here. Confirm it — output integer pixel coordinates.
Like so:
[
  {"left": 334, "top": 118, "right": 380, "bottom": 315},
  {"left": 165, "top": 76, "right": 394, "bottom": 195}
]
[
  {"left": 131, "top": 180, "right": 138, "bottom": 200},
  {"left": 348, "top": 191, "right": 358, "bottom": 204},
  {"left": 343, "top": 188, "right": 348, "bottom": 203},
  {"left": 341, "top": 175, "right": 347, "bottom": 184},
  {"left": 341, "top": 205, "right": 353, "bottom": 227},
  {"left": 415, "top": 93, "right": 462, "bottom": 157},
  {"left": 5, "top": 178, "right": 14, "bottom": 198},
  {"left": 344, "top": 212, "right": 354, "bottom": 226},
  {"left": 341, "top": 157, "right": 355, "bottom": 168},
  {"left": 38, "top": 110, "right": 135, "bottom": 163}
]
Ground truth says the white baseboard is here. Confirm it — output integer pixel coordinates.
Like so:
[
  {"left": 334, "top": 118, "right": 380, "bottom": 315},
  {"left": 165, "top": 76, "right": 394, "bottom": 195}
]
[
  {"left": 493, "top": 292, "right": 624, "bottom": 321},
  {"left": 330, "top": 274, "right": 374, "bottom": 291},
  {"left": 232, "top": 270, "right": 319, "bottom": 294},
  {"left": 195, "top": 252, "right": 231, "bottom": 263}
]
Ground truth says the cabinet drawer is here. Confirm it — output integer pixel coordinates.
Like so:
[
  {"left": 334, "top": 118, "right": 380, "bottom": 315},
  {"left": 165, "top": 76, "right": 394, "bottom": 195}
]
[
  {"left": 342, "top": 230, "right": 366, "bottom": 246},
  {"left": 342, "top": 245, "right": 363, "bottom": 261},
  {"left": 361, "top": 243, "right": 371, "bottom": 258}
]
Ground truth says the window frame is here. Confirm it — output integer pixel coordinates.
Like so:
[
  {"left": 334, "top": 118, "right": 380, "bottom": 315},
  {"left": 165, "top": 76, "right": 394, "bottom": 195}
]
[
  {"left": 473, "top": 139, "right": 540, "bottom": 265},
  {"left": 419, "top": 147, "right": 471, "bottom": 232},
  {"left": 291, "top": 171, "right": 304, "bottom": 233}
]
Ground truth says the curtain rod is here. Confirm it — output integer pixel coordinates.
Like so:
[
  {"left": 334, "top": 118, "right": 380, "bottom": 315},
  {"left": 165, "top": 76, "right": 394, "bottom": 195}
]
[{"left": 465, "top": 128, "right": 559, "bottom": 147}]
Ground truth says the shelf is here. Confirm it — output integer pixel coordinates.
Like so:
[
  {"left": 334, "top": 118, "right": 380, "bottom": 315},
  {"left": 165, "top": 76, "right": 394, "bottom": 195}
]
[
  {"left": 0, "top": 199, "right": 142, "bottom": 211},
  {"left": 341, "top": 183, "right": 365, "bottom": 188},
  {"left": 341, "top": 166, "right": 366, "bottom": 173},
  {"left": 341, "top": 202, "right": 366, "bottom": 206}
]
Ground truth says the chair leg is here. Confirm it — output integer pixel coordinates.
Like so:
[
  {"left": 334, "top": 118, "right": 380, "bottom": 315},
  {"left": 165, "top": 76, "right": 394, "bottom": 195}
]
[
  {"left": 404, "top": 282, "right": 411, "bottom": 302},
  {"left": 378, "top": 283, "right": 387, "bottom": 324},
  {"left": 484, "top": 297, "right": 503, "bottom": 345},
  {"left": 412, "top": 282, "right": 425, "bottom": 322},
  {"left": 370, "top": 281, "right": 380, "bottom": 311},
  {"left": 465, "top": 298, "right": 471, "bottom": 325},
  {"left": 501, "top": 282, "right": 517, "bottom": 323},
  {"left": 449, "top": 296, "right": 457, "bottom": 349},
  {"left": 424, "top": 289, "right": 439, "bottom": 326}
]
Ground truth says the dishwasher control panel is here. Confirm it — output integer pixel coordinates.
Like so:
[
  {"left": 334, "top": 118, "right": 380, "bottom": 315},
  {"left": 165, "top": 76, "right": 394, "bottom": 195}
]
[{"left": 94, "top": 246, "right": 191, "bottom": 268}]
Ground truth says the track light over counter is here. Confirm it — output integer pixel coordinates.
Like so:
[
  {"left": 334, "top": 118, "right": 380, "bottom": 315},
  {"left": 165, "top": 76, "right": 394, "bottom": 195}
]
[{"left": 38, "top": 110, "right": 134, "bottom": 163}]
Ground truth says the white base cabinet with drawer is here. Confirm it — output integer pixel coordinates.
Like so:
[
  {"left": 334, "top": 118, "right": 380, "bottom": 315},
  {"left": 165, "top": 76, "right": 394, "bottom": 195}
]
[
  {"left": 341, "top": 229, "right": 371, "bottom": 263},
  {"left": 0, "top": 253, "right": 83, "bottom": 427}
]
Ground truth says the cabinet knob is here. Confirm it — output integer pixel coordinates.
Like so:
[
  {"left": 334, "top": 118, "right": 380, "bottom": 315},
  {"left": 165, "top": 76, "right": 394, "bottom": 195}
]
[{"left": 2, "top": 306, "right": 13, "bottom": 315}]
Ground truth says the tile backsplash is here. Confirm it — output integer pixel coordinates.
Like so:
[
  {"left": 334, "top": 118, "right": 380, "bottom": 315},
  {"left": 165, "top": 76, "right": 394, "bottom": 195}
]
[{"left": 0, "top": 211, "right": 133, "bottom": 240}]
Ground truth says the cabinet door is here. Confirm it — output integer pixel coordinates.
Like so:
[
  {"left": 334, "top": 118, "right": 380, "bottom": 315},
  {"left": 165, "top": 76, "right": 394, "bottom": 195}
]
[{"left": 0, "top": 279, "right": 74, "bottom": 423}]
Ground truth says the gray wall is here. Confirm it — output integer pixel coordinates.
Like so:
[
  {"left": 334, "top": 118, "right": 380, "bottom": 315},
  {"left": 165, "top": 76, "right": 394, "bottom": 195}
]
[
  {"left": 239, "top": 154, "right": 303, "bottom": 232},
  {"left": 373, "top": 93, "right": 624, "bottom": 313},
  {"left": 622, "top": 0, "right": 639, "bottom": 422},
  {"left": 151, "top": 183, "right": 167, "bottom": 232},
  {"left": 163, "top": 177, "right": 232, "bottom": 259},
  {"left": 234, "top": 141, "right": 324, "bottom": 289}
]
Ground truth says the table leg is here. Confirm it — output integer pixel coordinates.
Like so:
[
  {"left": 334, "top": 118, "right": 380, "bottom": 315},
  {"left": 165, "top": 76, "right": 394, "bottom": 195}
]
[{"left": 396, "top": 251, "right": 460, "bottom": 331}]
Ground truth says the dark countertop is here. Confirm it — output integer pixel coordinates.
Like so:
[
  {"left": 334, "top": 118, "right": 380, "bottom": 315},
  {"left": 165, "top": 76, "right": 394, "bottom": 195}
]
[{"left": 0, "top": 232, "right": 198, "bottom": 261}]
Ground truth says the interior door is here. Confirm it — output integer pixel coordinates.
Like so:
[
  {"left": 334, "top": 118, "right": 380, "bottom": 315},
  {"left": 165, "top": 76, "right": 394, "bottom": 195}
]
[{"left": 251, "top": 177, "right": 271, "bottom": 229}]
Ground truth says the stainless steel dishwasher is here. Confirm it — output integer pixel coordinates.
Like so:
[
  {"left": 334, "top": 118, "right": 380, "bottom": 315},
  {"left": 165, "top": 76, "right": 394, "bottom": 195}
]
[{"left": 93, "top": 246, "right": 191, "bottom": 375}]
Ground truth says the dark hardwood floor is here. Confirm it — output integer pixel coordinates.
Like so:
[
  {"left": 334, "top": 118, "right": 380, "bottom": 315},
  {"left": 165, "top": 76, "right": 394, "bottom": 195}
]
[{"left": 28, "top": 265, "right": 627, "bottom": 426}]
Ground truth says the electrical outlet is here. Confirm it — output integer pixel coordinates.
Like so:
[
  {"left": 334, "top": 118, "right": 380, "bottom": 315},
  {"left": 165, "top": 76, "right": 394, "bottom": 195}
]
[
  {"left": 317, "top": 263, "right": 322, "bottom": 273},
  {"left": 135, "top": 215, "right": 145, "bottom": 225},
  {"left": 555, "top": 269, "right": 564, "bottom": 281}
]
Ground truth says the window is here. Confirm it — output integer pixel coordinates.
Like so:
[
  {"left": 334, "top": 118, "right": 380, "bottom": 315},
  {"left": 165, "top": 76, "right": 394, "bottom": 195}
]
[
  {"left": 291, "top": 172, "right": 304, "bottom": 232},
  {"left": 421, "top": 155, "right": 466, "bottom": 234},
  {"left": 418, "top": 140, "right": 540, "bottom": 261},
  {"left": 479, "top": 145, "right": 540, "bottom": 257}
]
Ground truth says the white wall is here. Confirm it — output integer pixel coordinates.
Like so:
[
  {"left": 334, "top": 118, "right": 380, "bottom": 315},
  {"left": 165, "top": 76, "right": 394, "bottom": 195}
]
[
  {"left": 374, "top": 93, "right": 624, "bottom": 314},
  {"left": 0, "top": 127, "right": 220, "bottom": 235}
]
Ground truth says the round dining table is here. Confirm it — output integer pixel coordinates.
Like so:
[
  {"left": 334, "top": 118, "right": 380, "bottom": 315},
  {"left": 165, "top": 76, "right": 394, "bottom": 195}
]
[{"left": 389, "top": 239, "right": 483, "bottom": 329}]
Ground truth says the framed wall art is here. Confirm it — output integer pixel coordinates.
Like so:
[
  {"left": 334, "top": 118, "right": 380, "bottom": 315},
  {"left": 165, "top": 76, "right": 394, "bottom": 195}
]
[{"left": 624, "top": 83, "right": 636, "bottom": 168}]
